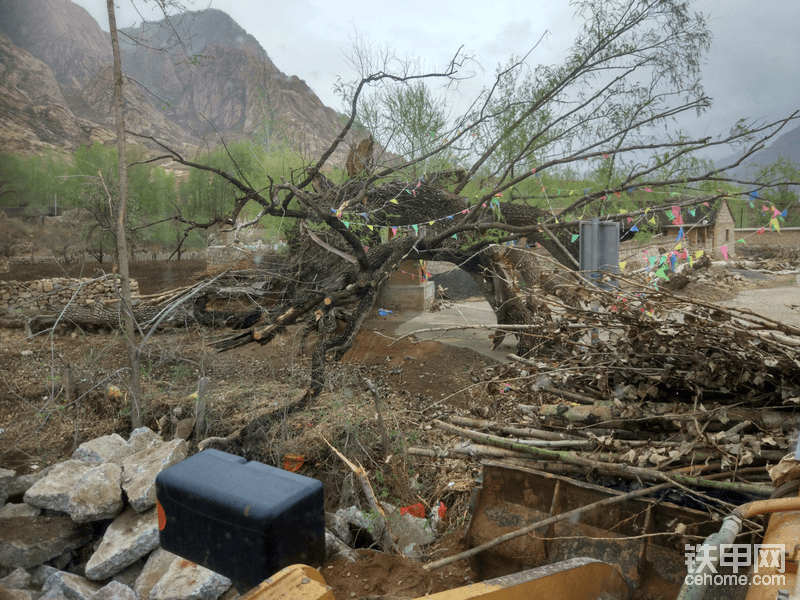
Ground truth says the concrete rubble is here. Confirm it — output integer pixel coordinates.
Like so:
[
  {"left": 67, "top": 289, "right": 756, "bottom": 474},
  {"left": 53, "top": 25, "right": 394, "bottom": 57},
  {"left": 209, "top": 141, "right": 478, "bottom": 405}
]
[{"left": 0, "top": 427, "right": 442, "bottom": 599}]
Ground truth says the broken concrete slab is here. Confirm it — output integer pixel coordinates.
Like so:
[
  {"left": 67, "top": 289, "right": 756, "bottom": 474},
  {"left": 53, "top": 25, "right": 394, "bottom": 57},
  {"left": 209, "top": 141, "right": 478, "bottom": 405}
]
[
  {"left": 41, "top": 570, "right": 102, "bottom": 600},
  {"left": 121, "top": 440, "right": 187, "bottom": 513},
  {"left": 85, "top": 506, "right": 159, "bottom": 581},
  {"left": 147, "top": 557, "right": 232, "bottom": 600},
  {"left": 0, "top": 517, "right": 92, "bottom": 569},
  {"left": 23, "top": 461, "right": 123, "bottom": 523},
  {"left": 91, "top": 581, "right": 140, "bottom": 600},
  {"left": 0, "top": 504, "right": 40, "bottom": 518},
  {"left": 133, "top": 547, "right": 176, "bottom": 600}
]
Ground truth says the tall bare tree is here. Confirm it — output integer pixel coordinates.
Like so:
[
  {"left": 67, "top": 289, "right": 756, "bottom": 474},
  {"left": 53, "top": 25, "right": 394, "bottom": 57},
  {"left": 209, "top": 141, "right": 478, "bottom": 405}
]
[{"left": 106, "top": 0, "right": 142, "bottom": 428}]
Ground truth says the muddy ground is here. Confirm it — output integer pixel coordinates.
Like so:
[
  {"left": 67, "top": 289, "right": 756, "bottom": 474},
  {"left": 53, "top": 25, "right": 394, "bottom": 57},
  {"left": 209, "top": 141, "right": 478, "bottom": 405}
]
[{"left": 1, "top": 257, "right": 798, "bottom": 599}]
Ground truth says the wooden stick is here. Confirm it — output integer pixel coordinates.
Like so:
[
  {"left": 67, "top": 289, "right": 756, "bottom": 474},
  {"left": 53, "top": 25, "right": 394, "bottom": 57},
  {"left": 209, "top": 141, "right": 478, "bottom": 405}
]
[
  {"left": 423, "top": 481, "right": 673, "bottom": 571},
  {"left": 433, "top": 420, "right": 772, "bottom": 496},
  {"left": 323, "top": 436, "right": 399, "bottom": 555},
  {"left": 448, "top": 416, "right": 584, "bottom": 441}
]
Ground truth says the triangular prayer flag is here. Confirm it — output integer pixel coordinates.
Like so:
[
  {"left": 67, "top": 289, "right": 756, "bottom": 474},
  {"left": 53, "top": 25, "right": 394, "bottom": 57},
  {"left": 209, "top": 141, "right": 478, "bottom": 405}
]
[
  {"left": 737, "top": 238, "right": 746, "bottom": 245},
  {"left": 429, "top": 221, "right": 434, "bottom": 226},
  {"left": 619, "top": 261, "right": 627, "bottom": 270},
  {"left": 694, "top": 250, "right": 703, "bottom": 259},
  {"left": 627, "top": 217, "right": 633, "bottom": 223},
  {"left": 676, "top": 227, "right": 684, "bottom": 241},
  {"left": 391, "top": 227, "right": 397, "bottom": 235},
  {"left": 688, "top": 208, "right": 696, "bottom": 217},
  {"left": 648, "top": 256, "right": 657, "bottom": 266},
  {"left": 390, "top": 199, "right": 399, "bottom": 204},
  {"left": 675, "top": 241, "right": 682, "bottom": 251},
  {"left": 451, "top": 233, "right": 458, "bottom": 239},
  {"left": 412, "top": 224, "right": 418, "bottom": 233},
  {"left": 648, "top": 217, "right": 656, "bottom": 225},
  {"left": 630, "top": 225, "right": 639, "bottom": 232},
  {"left": 644, "top": 188, "right": 653, "bottom": 192},
  {"left": 720, "top": 245, "right": 729, "bottom": 260},
  {"left": 571, "top": 234, "right": 579, "bottom": 242},
  {"left": 342, "top": 221, "right": 350, "bottom": 228},
  {"left": 655, "top": 266, "right": 669, "bottom": 280},
  {"left": 367, "top": 225, "right": 373, "bottom": 231}
]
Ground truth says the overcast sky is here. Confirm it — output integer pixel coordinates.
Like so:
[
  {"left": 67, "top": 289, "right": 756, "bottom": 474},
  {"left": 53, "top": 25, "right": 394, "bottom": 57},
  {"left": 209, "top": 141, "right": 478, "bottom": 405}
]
[{"left": 74, "top": 0, "right": 799, "bottom": 150}]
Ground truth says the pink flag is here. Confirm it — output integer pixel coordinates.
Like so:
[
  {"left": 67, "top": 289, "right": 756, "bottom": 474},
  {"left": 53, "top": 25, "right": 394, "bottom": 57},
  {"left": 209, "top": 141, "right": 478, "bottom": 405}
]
[
  {"left": 720, "top": 245, "right": 729, "bottom": 260},
  {"left": 671, "top": 205, "right": 684, "bottom": 225}
]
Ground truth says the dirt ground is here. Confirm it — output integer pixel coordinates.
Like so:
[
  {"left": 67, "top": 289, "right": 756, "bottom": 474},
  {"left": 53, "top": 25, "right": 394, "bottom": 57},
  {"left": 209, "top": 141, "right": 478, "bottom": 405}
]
[{"left": 0, "top": 258, "right": 798, "bottom": 600}]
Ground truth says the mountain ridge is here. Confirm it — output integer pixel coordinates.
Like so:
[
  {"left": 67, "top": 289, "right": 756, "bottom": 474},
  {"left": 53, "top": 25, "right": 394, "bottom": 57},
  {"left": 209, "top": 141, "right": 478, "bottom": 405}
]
[{"left": 0, "top": 0, "right": 354, "bottom": 160}]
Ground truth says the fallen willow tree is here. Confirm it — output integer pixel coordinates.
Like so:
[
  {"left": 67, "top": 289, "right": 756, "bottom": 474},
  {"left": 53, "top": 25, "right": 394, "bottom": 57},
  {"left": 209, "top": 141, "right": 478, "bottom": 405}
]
[{"left": 119, "top": 0, "right": 799, "bottom": 410}]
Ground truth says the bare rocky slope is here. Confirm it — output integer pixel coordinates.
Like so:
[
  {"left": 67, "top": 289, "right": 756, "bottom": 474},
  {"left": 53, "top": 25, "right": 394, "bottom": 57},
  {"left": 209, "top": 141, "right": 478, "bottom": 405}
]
[{"left": 0, "top": 0, "right": 353, "bottom": 158}]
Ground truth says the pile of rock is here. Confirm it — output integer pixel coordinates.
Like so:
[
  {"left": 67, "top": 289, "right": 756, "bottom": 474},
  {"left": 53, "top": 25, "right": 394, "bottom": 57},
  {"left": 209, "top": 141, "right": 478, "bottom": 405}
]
[
  {"left": 0, "top": 277, "right": 140, "bottom": 315},
  {"left": 0, "top": 428, "right": 442, "bottom": 600},
  {"left": 0, "top": 428, "right": 232, "bottom": 600}
]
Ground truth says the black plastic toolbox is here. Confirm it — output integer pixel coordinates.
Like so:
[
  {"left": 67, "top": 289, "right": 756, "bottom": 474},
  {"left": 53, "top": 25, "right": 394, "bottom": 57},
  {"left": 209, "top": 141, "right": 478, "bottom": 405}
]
[{"left": 155, "top": 448, "right": 325, "bottom": 590}]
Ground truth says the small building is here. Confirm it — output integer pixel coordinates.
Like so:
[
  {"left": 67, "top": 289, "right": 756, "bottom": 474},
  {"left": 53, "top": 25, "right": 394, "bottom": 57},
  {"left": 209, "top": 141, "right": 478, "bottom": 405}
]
[{"left": 653, "top": 198, "right": 736, "bottom": 260}]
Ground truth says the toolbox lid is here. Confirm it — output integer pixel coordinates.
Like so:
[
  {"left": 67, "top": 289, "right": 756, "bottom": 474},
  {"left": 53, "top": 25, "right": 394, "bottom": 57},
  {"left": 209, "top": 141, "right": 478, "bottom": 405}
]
[{"left": 156, "top": 449, "right": 323, "bottom": 526}]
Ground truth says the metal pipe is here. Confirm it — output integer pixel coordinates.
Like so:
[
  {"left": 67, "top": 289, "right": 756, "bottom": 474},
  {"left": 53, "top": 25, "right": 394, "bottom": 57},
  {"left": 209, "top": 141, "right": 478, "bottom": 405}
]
[{"left": 677, "top": 497, "right": 800, "bottom": 600}]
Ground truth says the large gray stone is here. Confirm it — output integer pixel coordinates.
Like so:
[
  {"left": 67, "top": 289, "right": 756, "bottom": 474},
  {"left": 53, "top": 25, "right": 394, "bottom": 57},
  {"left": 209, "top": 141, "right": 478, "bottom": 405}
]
[
  {"left": 0, "top": 468, "right": 15, "bottom": 504},
  {"left": 335, "top": 506, "right": 380, "bottom": 546},
  {"left": 23, "top": 461, "right": 123, "bottom": 523},
  {"left": 0, "top": 517, "right": 92, "bottom": 569},
  {"left": 324, "top": 531, "right": 358, "bottom": 562},
  {"left": 85, "top": 506, "right": 159, "bottom": 581},
  {"left": 0, "top": 503, "right": 40, "bottom": 518},
  {"left": 125, "top": 429, "right": 164, "bottom": 458},
  {"left": 122, "top": 440, "right": 187, "bottom": 513},
  {"left": 0, "top": 583, "right": 33, "bottom": 600},
  {"left": 92, "top": 581, "right": 140, "bottom": 600},
  {"left": 325, "top": 511, "right": 352, "bottom": 545},
  {"left": 42, "top": 571, "right": 102, "bottom": 600},
  {"left": 148, "top": 558, "right": 231, "bottom": 600},
  {"left": 133, "top": 548, "right": 176, "bottom": 600},
  {"left": 72, "top": 434, "right": 127, "bottom": 464},
  {"left": 7, "top": 466, "right": 54, "bottom": 498},
  {"left": 0, "top": 567, "right": 30, "bottom": 590}
]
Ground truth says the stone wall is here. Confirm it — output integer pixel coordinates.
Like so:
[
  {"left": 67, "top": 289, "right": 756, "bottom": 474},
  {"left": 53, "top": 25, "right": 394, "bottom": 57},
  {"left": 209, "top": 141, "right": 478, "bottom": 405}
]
[
  {"left": 735, "top": 227, "right": 800, "bottom": 247},
  {"left": 0, "top": 277, "right": 140, "bottom": 315}
]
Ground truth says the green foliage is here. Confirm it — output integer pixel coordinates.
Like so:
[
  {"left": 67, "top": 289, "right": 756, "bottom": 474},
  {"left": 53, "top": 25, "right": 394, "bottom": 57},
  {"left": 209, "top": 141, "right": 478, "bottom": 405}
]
[{"left": 359, "top": 80, "right": 453, "bottom": 175}]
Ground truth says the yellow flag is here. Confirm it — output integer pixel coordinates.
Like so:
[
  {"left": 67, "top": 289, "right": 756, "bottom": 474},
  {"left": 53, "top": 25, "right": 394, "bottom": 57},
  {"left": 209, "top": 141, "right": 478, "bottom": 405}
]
[
  {"left": 694, "top": 250, "right": 703, "bottom": 259},
  {"left": 390, "top": 199, "right": 399, "bottom": 204},
  {"left": 674, "top": 242, "right": 682, "bottom": 251},
  {"left": 619, "top": 261, "right": 627, "bottom": 270},
  {"left": 367, "top": 225, "right": 373, "bottom": 231},
  {"left": 648, "top": 217, "right": 656, "bottom": 225}
]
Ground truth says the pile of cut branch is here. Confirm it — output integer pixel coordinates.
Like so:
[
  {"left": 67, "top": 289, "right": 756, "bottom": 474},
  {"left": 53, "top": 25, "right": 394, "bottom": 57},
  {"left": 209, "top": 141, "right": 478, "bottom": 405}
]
[{"left": 410, "top": 268, "right": 800, "bottom": 498}]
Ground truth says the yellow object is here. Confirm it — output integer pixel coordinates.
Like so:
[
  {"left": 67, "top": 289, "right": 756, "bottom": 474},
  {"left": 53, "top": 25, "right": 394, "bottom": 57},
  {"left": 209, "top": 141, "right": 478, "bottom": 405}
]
[
  {"left": 239, "top": 558, "right": 627, "bottom": 600},
  {"left": 240, "top": 564, "right": 335, "bottom": 600}
]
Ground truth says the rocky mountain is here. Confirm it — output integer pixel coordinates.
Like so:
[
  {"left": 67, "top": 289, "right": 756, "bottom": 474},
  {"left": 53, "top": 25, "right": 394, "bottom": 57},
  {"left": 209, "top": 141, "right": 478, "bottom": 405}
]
[
  {"left": 0, "top": 29, "right": 115, "bottom": 154},
  {"left": 0, "top": 0, "right": 352, "bottom": 159},
  {"left": 716, "top": 122, "right": 800, "bottom": 181}
]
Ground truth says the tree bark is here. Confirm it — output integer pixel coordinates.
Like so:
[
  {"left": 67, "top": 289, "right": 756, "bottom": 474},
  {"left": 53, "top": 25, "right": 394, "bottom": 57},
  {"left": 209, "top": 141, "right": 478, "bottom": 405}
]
[{"left": 106, "top": 0, "right": 142, "bottom": 429}]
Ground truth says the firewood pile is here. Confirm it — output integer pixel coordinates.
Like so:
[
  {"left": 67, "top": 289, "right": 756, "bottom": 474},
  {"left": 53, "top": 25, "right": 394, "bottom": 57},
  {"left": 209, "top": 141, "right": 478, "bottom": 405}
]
[{"left": 410, "top": 264, "right": 800, "bottom": 499}]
